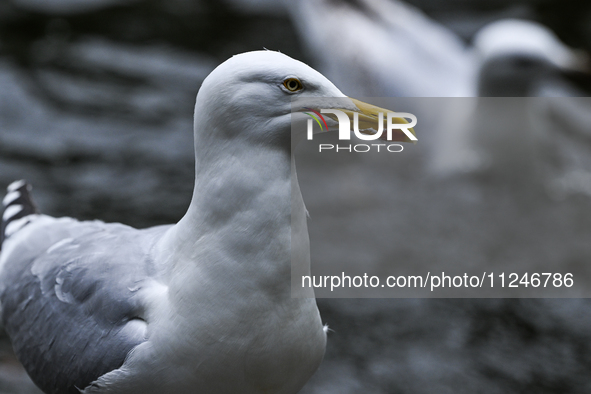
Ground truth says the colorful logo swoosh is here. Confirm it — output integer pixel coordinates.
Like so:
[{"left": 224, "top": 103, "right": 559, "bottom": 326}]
[{"left": 303, "top": 108, "right": 328, "bottom": 132}]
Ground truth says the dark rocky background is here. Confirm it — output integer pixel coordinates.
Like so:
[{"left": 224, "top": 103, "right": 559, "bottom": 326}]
[{"left": 0, "top": 0, "right": 591, "bottom": 393}]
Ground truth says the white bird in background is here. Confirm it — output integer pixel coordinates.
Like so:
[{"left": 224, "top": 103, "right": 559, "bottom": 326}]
[
  {"left": 473, "top": 19, "right": 589, "bottom": 97},
  {"left": 290, "top": 0, "right": 591, "bottom": 192},
  {"left": 290, "top": 0, "right": 588, "bottom": 98},
  {"left": 290, "top": 0, "right": 476, "bottom": 98},
  {"left": 0, "top": 50, "right": 414, "bottom": 394},
  {"left": 432, "top": 19, "right": 591, "bottom": 189}
]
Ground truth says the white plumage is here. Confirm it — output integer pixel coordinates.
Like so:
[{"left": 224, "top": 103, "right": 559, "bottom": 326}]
[{"left": 0, "top": 50, "right": 412, "bottom": 394}]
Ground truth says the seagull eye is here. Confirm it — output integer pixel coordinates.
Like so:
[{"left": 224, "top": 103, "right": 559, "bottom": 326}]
[{"left": 283, "top": 78, "right": 303, "bottom": 92}]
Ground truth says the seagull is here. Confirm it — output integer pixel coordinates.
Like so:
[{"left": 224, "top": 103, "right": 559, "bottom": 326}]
[
  {"left": 289, "top": 0, "right": 476, "bottom": 97},
  {"left": 0, "top": 50, "right": 414, "bottom": 394},
  {"left": 289, "top": 0, "right": 590, "bottom": 189},
  {"left": 473, "top": 19, "right": 590, "bottom": 97},
  {"left": 431, "top": 19, "right": 591, "bottom": 185},
  {"left": 289, "top": 0, "right": 588, "bottom": 98}
]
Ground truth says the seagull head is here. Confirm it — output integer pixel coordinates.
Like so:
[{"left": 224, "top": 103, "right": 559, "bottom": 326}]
[{"left": 192, "top": 50, "right": 415, "bottom": 152}]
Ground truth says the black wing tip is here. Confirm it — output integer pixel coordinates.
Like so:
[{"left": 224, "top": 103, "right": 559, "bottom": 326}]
[{"left": 1, "top": 180, "right": 40, "bottom": 249}]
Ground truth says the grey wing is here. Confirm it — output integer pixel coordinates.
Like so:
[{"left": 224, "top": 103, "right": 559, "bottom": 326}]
[{"left": 0, "top": 217, "right": 169, "bottom": 394}]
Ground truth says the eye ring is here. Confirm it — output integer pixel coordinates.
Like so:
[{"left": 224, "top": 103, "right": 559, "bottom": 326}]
[{"left": 283, "top": 78, "right": 303, "bottom": 92}]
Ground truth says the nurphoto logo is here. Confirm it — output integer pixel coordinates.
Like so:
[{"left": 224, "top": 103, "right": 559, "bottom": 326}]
[{"left": 304, "top": 108, "right": 417, "bottom": 153}]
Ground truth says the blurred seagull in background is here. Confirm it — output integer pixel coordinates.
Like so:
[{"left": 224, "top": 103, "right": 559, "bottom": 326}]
[
  {"left": 474, "top": 19, "right": 590, "bottom": 97},
  {"left": 0, "top": 50, "right": 414, "bottom": 394},
  {"left": 289, "top": 0, "right": 476, "bottom": 97},
  {"left": 433, "top": 19, "right": 591, "bottom": 193},
  {"left": 290, "top": 0, "right": 589, "bottom": 99},
  {"left": 291, "top": 0, "right": 591, "bottom": 193}
]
